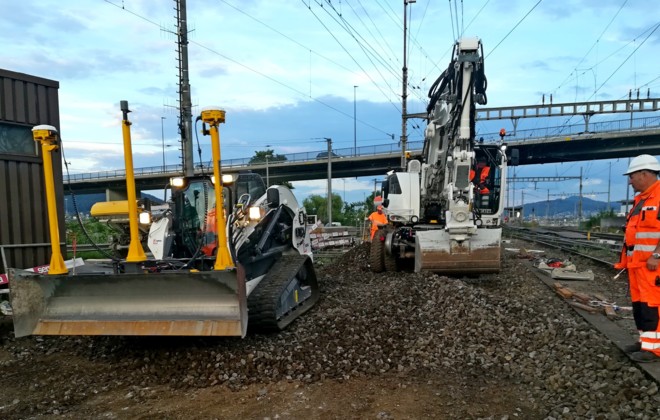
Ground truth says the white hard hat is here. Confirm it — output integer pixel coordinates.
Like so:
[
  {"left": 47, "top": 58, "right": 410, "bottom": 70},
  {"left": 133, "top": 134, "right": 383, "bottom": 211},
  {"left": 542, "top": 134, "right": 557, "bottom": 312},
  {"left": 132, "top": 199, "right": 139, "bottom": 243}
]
[{"left": 624, "top": 154, "right": 660, "bottom": 175}]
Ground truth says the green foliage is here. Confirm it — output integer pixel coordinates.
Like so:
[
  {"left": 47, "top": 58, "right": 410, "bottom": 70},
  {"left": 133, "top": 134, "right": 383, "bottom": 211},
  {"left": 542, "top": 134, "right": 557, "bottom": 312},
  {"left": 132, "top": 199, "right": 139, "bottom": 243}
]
[
  {"left": 584, "top": 209, "right": 616, "bottom": 230},
  {"left": 278, "top": 180, "right": 294, "bottom": 189},
  {"left": 303, "top": 193, "right": 369, "bottom": 226},
  {"left": 364, "top": 191, "right": 379, "bottom": 211},
  {"left": 65, "top": 219, "right": 115, "bottom": 245},
  {"left": 342, "top": 201, "right": 369, "bottom": 226},
  {"left": 249, "top": 149, "right": 287, "bottom": 164}
]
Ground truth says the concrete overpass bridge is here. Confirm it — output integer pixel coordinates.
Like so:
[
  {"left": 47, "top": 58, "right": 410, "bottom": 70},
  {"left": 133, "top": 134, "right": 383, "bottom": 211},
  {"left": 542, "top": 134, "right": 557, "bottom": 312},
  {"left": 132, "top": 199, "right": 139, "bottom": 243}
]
[{"left": 63, "top": 99, "right": 660, "bottom": 197}]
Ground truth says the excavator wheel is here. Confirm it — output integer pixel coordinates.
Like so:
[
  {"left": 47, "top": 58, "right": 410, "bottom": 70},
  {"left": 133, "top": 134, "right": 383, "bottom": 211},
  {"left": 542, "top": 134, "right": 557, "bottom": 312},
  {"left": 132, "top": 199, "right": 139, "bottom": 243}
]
[
  {"left": 247, "top": 254, "right": 319, "bottom": 333},
  {"left": 369, "top": 230, "right": 386, "bottom": 273},
  {"left": 384, "top": 250, "right": 398, "bottom": 272}
]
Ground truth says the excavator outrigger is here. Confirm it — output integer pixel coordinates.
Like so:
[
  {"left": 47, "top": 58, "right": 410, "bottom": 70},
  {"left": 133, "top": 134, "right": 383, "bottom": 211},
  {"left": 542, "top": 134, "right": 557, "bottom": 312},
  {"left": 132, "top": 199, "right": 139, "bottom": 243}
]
[
  {"left": 9, "top": 103, "right": 319, "bottom": 337},
  {"left": 370, "top": 37, "right": 518, "bottom": 275}
]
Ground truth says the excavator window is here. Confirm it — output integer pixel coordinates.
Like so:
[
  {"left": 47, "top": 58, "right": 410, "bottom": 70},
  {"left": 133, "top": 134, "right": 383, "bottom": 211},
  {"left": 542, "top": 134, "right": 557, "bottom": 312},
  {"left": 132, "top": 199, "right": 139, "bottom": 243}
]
[
  {"left": 387, "top": 175, "right": 401, "bottom": 194},
  {"left": 233, "top": 173, "right": 266, "bottom": 205}
]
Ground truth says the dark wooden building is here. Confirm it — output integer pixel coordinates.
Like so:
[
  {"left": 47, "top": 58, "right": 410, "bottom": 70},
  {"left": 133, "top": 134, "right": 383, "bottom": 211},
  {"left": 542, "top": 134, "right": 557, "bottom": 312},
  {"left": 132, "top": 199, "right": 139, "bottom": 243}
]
[{"left": 0, "top": 69, "right": 64, "bottom": 275}]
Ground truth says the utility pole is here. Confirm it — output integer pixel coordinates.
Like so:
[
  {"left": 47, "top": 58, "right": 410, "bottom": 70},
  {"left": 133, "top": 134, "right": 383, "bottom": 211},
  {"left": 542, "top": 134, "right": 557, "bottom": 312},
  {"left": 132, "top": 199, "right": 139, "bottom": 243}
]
[
  {"left": 578, "top": 167, "right": 583, "bottom": 224},
  {"left": 401, "top": 0, "right": 415, "bottom": 170},
  {"left": 342, "top": 179, "right": 346, "bottom": 203},
  {"left": 626, "top": 157, "right": 631, "bottom": 213},
  {"left": 161, "top": 116, "right": 166, "bottom": 171},
  {"left": 176, "top": 0, "right": 194, "bottom": 177},
  {"left": 607, "top": 161, "right": 611, "bottom": 213},
  {"left": 325, "top": 138, "right": 333, "bottom": 225},
  {"left": 354, "top": 85, "right": 358, "bottom": 156},
  {"left": 265, "top": 144, "right": 272, "bottom": 187}
]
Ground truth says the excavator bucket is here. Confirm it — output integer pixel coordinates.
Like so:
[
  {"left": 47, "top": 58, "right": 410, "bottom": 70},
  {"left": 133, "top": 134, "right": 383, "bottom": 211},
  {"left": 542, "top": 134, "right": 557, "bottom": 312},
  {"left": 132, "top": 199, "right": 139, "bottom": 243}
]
[
  {"left": 8, "top": 266, "right": 247, "bottom": 337},
  {"left": 414, "top": 228, "right": 502, "bottom": 274}
]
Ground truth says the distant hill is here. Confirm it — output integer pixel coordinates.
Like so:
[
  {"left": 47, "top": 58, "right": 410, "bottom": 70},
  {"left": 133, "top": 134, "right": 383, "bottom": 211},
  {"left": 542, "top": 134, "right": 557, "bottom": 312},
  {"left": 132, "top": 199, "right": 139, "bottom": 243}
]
[
  {"left": 64, "top": 192, "right": 165, "bottom": 216},
  {"left": 517, "top": 195, "right": 622, "bottom": 218}
]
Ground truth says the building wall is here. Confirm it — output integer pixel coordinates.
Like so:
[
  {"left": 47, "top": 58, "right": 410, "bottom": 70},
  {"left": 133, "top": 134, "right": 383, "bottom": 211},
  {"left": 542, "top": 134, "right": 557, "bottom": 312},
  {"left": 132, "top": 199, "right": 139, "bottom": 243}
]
[{"left": 0, "top": 68, "right": 63, "bottom": 272}]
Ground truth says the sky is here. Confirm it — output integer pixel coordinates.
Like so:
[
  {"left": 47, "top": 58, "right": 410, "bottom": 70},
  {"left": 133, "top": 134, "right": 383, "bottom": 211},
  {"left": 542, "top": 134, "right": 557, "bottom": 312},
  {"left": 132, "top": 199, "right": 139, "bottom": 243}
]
[{"left": 2, "top": 0, "right": 659, "bottom": 212}]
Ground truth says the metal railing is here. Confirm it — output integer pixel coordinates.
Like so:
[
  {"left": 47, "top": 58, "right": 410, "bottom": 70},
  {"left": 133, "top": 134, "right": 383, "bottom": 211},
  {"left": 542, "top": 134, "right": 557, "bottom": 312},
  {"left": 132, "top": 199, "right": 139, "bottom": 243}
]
[
  {"left": 64, "top": 115, "right": 659, "bottom": 183},
  {"left": 478, "top": 115, "right": 660, "bottom": 143}
]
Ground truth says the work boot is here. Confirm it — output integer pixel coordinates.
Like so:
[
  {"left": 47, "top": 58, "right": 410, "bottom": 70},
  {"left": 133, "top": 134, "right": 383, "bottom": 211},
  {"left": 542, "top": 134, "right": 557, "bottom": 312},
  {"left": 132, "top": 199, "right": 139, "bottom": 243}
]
[
  {"left": 623, "top": 342, "right": 642, "bottom": 353},
  {"left": 630, "top": 351, "right": 660, "bottom": 363}
]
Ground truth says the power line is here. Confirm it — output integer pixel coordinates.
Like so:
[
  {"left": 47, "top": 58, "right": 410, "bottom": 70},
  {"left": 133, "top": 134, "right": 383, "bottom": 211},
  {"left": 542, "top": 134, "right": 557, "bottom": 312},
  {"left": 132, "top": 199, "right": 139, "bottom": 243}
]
[
  {"left": 305, "top": 0, "right": 401, "bottom": 114},
  {"left": 216, "top": 0, "right": 355, "bottom": 74},
  {"left": 485, "top": 0, "right": 543, "bottom": 59},
  {"left": 594, "top": 22, "right": 660, "bottom": 95},
  {"left": 550, "top": 0, "right": 630, "bottom": 100},
  {"left": 322, "top": 0, "right": 401, "bottom": 82},
  {"left": 101, "top": 0, "right": 395, "bottom": 138}
]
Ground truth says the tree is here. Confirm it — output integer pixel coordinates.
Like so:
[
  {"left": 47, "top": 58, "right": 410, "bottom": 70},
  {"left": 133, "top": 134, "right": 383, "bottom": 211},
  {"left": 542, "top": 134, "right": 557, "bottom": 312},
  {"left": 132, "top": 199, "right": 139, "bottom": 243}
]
[
  {"left": 249, "top": 149, "right": 290, "bottom": 188},
  {"left": 303, "top": 194, "right": 330, "bottom": 223},
  {"left": 278, "top": 180, "right": 294, "bottom": 189},
  {"left": 342, "top": 201, "right": 369, "bottom": 226},
  {"left": 249, "top": 149, "right": 287, "bottom": 164},
  {"left": 364, "top": 191, "right": 379, "bottom": 211},
  {"left": 303, "top": 194, "right": 368, "bottom": 226}
]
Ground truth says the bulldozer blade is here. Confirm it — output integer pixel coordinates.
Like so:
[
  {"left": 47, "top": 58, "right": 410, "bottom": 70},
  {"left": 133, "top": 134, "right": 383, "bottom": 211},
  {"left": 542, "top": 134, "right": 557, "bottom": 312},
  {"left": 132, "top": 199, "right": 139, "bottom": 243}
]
[
  {"left": 8, "top": 266, "right": 247, "bottom": 337},
  {"left": 415, "top": 228, "right": 501, "bottom": 274}
]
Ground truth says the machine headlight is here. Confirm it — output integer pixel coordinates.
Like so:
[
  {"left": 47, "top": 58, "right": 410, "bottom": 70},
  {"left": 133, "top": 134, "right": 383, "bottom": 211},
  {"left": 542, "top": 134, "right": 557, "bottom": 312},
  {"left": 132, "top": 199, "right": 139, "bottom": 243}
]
[
  {"left": 248, "top": 206, "right": 262, "bottom": 221},
  {"left": 211, "top": 174, "right": 237, "bottom": 185},
  {"left": 170, "top": 177, "right": 185, "bottom": 188},
  {"left": 139, "top": 211, "right": 151, "bottom": 225},
  {"left": 222, "top": 174, "right": 237, "bottom": 185}
]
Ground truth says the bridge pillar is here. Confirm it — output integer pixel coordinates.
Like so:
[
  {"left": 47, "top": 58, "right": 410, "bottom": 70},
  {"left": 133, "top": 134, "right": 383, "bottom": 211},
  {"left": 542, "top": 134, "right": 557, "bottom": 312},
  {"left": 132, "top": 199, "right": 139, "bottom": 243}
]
[{"left": 106, "top": 188, "right": 128, "bottom": 201}]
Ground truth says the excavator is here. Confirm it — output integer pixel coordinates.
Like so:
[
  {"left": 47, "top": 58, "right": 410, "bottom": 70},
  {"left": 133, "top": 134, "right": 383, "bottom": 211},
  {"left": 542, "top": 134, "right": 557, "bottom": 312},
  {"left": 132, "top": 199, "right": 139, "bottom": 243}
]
[
  {"left": 370, "top": 37, "right": 517, "bottom": 275},
  {"left": 8, "top": 104, "right": 319, "bottom": 337}
]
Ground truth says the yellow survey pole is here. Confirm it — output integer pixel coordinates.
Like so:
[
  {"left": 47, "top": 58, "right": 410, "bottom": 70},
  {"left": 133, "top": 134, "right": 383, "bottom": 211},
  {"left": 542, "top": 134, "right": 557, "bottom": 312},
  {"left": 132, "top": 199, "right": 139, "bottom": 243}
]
[
  {"left": 120, "top": 101, "right": 146, "bottom": 263},
  {"left": 200, "top": 107, "right": 234, "bottom": 271},
  {"left": 32, "top": 125, "right": 68, "bottom": 275}
]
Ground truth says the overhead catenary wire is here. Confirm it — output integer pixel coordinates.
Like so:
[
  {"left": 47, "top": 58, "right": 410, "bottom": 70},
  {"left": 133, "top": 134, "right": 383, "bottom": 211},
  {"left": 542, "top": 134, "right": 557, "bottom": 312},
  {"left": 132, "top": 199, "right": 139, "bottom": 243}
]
[
  {"left": 217, "top": 0, "right": 355, "bottom": 75},
  {"left": 305, "top": 1, "right": 402, "bottom": 114},
  {"left": 563, "top": 0, "right": 630, "bottom": 95},
  {"left": 325, "top": 0, "right": 431, "bottom": 108},
  {"left": 485, "top": 0, "right": 543, "bottom": 59},
  {"left": 550, "top": 21, "right": 660, "bottom": 134},
  {"left": 101, "top": 0, "right": 395, "bottom": 139},
  {"left": 320, "top": 0, "right": 402, "bottom": 87}
]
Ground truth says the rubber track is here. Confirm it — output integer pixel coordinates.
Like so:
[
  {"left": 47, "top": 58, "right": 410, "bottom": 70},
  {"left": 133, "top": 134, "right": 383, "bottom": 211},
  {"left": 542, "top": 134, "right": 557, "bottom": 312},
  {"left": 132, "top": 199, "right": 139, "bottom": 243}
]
[{"left": 247, "top": 254, "right": 319, "bottom": 333}]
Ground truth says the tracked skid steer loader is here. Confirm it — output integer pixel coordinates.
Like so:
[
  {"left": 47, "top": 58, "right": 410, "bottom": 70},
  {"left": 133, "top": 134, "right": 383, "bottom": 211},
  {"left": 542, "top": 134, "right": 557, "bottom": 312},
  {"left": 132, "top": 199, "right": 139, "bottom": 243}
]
[{"left": 9, "top": 105, "right": 319, "bottom": 337}]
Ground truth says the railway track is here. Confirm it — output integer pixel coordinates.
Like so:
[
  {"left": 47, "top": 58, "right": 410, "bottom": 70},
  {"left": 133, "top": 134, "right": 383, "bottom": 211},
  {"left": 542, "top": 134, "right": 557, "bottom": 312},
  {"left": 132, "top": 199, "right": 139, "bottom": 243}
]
[
  {"left": 504, "top": 225, "right": 620, "bottom": 266},
  {"left": 504, "top": 226, "right": 660, "bottom": 385}
]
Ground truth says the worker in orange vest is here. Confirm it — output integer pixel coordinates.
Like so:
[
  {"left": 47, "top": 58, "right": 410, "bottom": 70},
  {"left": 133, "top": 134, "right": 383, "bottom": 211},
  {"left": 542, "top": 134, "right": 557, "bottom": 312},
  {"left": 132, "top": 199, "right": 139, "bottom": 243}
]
[
  {"left": 470, "top": 157, "right": 491, "bottom": 195},
  {"left": 367, "top": 205, "right": 388, "bottom": 240},
  {"left": 615, "top": 154, "right": 660, "bottom": 363}
]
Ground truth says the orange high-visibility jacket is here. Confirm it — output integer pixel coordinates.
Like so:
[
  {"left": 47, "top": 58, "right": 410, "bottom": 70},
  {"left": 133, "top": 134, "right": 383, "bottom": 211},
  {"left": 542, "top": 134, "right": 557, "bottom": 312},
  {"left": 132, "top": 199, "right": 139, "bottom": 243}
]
[
  {"left": 368, "top": 211, "right": 388, "bottom": 239},
  {"left": 470, "top": 165, "right": 490, "bottom": 194},
  {"left": 623, "top": 181, "right": 660, "bottom": 266},
  {"left": 619, "top": 180, "right": 660, "bottom": 305}
]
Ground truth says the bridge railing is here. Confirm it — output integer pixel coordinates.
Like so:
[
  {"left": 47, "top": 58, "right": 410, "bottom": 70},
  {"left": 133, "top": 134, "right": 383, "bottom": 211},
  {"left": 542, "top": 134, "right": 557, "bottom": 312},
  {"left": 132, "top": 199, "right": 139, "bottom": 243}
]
[
  {"left": 64, "top": 115, "right": 659, "bottom": 183},
  {"left": 479, "top": 115, "right": 660, "bottom": 142},
  {"left": 197, "top": 141, "right": 422, "bottom": 170},
  {"left": 64, "top": 164, "right": 184, "bottom": 182}
]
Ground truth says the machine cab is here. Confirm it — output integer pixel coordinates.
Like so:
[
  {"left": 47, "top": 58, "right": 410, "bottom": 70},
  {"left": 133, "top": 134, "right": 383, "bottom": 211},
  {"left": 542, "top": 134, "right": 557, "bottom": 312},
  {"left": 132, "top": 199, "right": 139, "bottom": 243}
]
[
  {"left": 169, "top": 172, "right": 267, "bottom": 258},
  {"left": 472, "top": 144, "right": 507, "bottom": 217}
]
